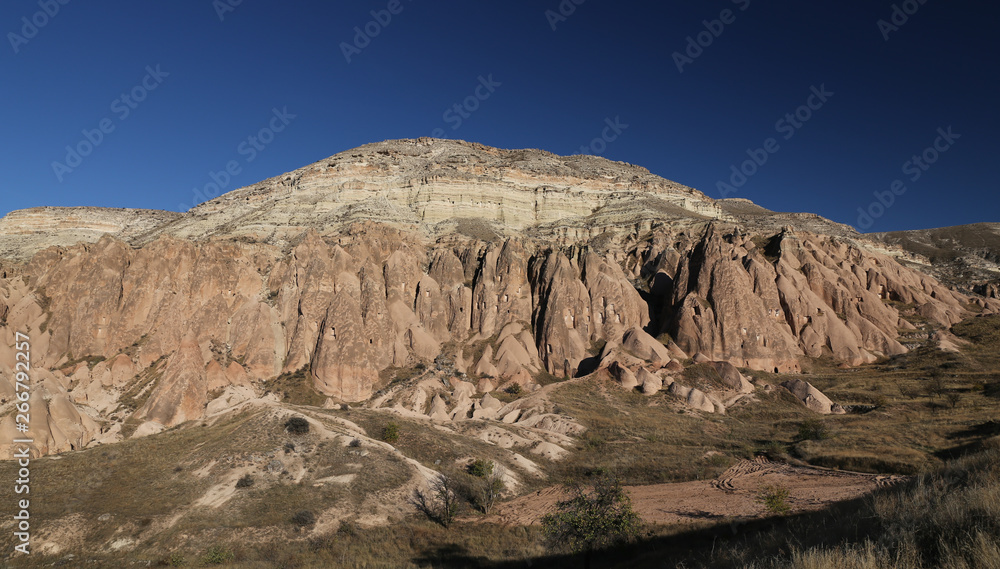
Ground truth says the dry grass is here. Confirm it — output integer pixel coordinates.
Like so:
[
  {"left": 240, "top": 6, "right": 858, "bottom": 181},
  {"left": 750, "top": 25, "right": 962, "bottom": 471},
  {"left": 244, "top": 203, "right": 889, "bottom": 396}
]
[
  {"left": 736, "top": 448, "right": 1000, "bottom": 569},
  {"left": 2, "top": 317, "right": 1000, "bottom": 568},
  {"left": 549, "top": 379, "right": 750, "bottom": 485},
  {"left": 264, "top": 366, "right": 329, "bottom": 406}
]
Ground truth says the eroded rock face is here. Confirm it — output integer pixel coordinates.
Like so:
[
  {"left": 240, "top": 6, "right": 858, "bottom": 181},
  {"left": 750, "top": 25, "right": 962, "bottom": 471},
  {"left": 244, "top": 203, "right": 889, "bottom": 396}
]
[
  {"left": 0, "top": 139, "right": 989, "bottom": 457},
  {"left": 137, "top": 333, "right": 208, "bottom": 428},
  {"left": 531, "top": 251, "right": 648, "bottom": 377},
  {"left": 654, "top": 225, "right": 970, "bottom": 370},
  {"left": 664, "top": 226, "right": 804, "bottom": 372}
]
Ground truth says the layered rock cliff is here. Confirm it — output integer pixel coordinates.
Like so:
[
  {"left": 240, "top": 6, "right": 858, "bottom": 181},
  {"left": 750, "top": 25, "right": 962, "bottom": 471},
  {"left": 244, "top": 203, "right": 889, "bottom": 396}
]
[{"left": 0, "top": 138, "right": 996, "bottom": 458}]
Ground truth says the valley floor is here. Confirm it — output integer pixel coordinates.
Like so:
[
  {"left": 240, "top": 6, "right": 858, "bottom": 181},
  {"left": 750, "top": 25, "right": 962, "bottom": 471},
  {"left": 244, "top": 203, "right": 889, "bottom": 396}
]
[{"left": 489, "top": 458, "right": 903, "bottom": 527}]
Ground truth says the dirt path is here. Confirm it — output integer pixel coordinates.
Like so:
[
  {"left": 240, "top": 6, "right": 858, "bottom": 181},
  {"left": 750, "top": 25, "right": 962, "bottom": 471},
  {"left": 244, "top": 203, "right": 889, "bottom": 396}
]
[{"left": 490, "top": 458, "right": 906, "bottom": 526}]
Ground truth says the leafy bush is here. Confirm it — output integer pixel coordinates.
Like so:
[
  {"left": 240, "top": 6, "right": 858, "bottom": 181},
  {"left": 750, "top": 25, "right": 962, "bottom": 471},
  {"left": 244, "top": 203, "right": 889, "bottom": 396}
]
[
  {"left": 291, "top": 510, "right": 316, "bottom": 527},
  {"left": 504, "top": 383, "right": 523, "bottom": 396},
  {"left": 477, "top": 466, "right": 506, "bottom": 515},
  {"left": 202, "top": 546, "right": 235, "bottom": 565},
  {"left": 382, "top": 421, "right": 400, "bottom": 443},
  {"left": 235, "top": 474, "right": 254, "bottom": 489},
  {"left": 756, "top": 484, "right": 791, "bottom": 515},
  {"left": 542, "top": 472, "right": 641, "bottom": 561},
  {"left": 284, "top": 416, "right": 310, "bottom": 435},
  {"left": 349, "top": 438, "right": 362, "bottom": 448},
  {"left": 758, "top": 440, "right": 788, "bottom": 460},
  {"left": 797, "top": 418, "right": 831, "bottom": 441},
  {"left": 467, "top": 459, "right": 494, "bottom": 478}
]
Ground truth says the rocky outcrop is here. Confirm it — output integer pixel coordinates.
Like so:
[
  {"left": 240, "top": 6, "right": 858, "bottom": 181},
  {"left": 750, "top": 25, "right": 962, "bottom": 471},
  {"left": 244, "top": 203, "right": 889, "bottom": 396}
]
[
  {"left": 655, "top": 225, "right": 972, "bottom": 370},
  {"left": 0, "top": 207, "right": 181, "bottom": 262},
  {"left": 0, "top": 139, "right": 991, "bottom": 457},
  {"left": 137, "top": 333, "right": 208, "bottom": 429},
  {"left": 133, "top": 138, "right": 724, "bottom": 246},
  {"left": 781, "top": 379, "right": 844, "bottom": 414},
  {"left": 871, "top": 223, "right": 1000, "bottom": 289},
  {"left": 663, "top": 226, "right": 804, "bottom": 372},
  {"left": 669, "top": 382, "right": 724, "bottom": 414},
  {"left": 531, "top": 251, "right": 648, "bottom": 377}
]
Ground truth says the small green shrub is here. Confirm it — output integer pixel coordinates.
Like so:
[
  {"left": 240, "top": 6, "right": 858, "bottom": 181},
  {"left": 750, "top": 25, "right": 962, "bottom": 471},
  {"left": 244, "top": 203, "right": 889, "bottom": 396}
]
[
  {"left": 542, "top": 472, "right": 641, "bottom": 557},
  {"left": 284, "top": 416, "right": 310, "bottom": 435},
  {"left": 468, "top": 459, "right": 494, "bottom": 478},
  {"left": 504, "top": 383, "right": 523, "bottom": 396},
  {"left": 797, "top": 418, "right": 831, "bottom": 441},
  {"left": 202, "top": 545, "right": 235, "bottom": 565},
  {"left": 758, "top": 440, "right": 787, "bottom": 460},
  {"left": 382, "top": 421, "right": 400, "bottom": 443},
  {"left": 756, "top": 484, "right": 791, "bottom": 515},
  {"left": 291, "top": 510, "right": 316, "bottom": 527}
]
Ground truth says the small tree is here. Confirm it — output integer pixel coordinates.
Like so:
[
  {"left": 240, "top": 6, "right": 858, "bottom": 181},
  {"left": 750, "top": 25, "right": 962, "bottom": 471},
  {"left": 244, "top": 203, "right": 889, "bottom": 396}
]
[
  {"left": 477, "top": 465, "right": 506, "bottom": 515},
  {"left": 412, "top": 473, "right": 461, "bottom": 528},
  {"left": 467, "top": 458, "right": 494, "bottom": 478},
  {"left": 542, "top": 472, "right": 641, "bottom": 569},
  {"left": 504, "top": 383, "right": 523, "bottom": 396}
]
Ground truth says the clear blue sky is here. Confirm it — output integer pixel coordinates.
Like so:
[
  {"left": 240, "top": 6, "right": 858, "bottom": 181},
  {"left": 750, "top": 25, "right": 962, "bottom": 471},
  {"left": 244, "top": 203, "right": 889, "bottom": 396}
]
[{"left": 1, "top": 0, "right": 996, "bottom": 232}]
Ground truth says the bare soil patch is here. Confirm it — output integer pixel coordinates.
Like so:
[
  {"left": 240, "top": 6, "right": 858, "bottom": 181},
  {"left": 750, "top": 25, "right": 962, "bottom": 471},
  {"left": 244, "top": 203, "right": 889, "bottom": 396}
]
[{"left": 490, "top": 458, "right": 904, "bottom": 526}]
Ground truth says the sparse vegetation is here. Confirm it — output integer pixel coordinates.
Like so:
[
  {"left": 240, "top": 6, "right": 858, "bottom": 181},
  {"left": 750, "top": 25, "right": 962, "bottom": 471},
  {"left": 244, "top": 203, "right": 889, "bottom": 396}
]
[
  {"left": 542, "top": 472, "right": 642, "bottom": 567},
  {"left": 467, "top": 458, "right": 494, "bottom": 478},
  {"left": 476, "top": 466, "right": 506, "bottom": 515},
  {"left": 284, "top": 416, "right": 310, "bottom": 435},
  {"left": 265, "top": 367, "right": 327, "bottom": 406},
  {"left": 201, "top": 545, "right": 235, "bottom": 565},
  {"left": 290, "top": 510, "right": 316, "bottom": 527},
  {"left": 796, "top": 418, "right": 831, "bottom": 441},
  {"left": 412, "top": 473, "right": 461, "bottom": 528},
  {"left": 381, "top": 421, "right": 400, "bottom": 443},
  {"left": 756, "top": 484, "right": 791, "bottom": 515}
]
